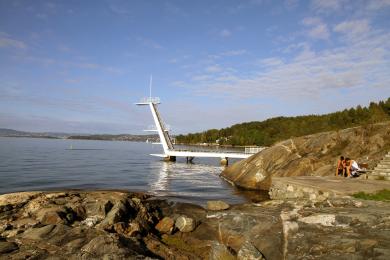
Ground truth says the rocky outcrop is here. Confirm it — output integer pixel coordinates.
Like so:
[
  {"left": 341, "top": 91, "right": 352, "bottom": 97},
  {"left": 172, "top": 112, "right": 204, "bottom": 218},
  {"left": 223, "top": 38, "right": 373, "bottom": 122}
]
[
  {"left": 0, "top": 191, "right": 389, "bottom": 259},
  {"left": 221, "top": 122, "right": 390, "bottom": 190}
]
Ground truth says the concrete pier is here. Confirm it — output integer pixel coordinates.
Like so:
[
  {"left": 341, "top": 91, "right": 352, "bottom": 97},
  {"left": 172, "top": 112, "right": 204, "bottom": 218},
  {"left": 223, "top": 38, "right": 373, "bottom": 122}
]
[{"left": 269, "top": 176, "right": 390, "bottom": 200}]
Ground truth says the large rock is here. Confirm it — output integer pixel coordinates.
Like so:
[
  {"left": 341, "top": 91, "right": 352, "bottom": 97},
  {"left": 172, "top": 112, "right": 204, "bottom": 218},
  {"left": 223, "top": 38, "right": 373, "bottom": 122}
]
[
  {"left": 175, "top": 216, "right": 195, "bottom": 232},
  {"left": 207, "top": 200, "right": 230, "bottom": 211},
  {"left": 221, "top": 122, "right": 390, "bottom": 190}
]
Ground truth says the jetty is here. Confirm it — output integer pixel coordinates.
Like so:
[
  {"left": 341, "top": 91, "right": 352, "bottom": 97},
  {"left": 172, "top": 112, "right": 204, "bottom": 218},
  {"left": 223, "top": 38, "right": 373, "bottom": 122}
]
[{"left": 135, "top": 97, "right": 263, "bottom": 165}]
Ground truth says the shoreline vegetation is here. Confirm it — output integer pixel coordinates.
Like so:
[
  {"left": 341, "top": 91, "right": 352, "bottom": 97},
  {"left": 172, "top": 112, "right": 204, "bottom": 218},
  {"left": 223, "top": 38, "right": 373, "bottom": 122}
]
[{"left": 176, "top": 98, "right": 390, "bottom": 147}]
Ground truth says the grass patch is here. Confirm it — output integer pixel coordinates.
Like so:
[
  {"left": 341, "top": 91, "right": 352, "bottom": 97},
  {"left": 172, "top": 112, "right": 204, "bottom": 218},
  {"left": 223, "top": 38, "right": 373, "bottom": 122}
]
[{"left": 352, "top": 189, "right": 390, "bottom": 201}]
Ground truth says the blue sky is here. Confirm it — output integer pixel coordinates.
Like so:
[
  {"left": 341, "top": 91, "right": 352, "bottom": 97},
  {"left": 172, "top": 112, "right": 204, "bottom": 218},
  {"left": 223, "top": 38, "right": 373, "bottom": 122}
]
[{"left": 0, "top": 0, "right": 389, "bottom": 134}]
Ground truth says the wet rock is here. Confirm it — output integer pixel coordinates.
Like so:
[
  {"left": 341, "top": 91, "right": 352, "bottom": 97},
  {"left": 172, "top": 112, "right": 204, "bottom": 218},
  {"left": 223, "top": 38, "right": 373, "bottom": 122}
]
[
  {"left": 0, "top": 241, "right": 19, "bottom": 254},
  {"left": 237, "top": 241, "right": 265, "bottom": 260},
  {"left": 155, "top": 217, "right": 174, "bottom": 234},
  {"left": 175, "top": 216, "right": 195, "bottom": 232},
  {"left": 207, "top": 200, "right": 230, "bottom": 211}
]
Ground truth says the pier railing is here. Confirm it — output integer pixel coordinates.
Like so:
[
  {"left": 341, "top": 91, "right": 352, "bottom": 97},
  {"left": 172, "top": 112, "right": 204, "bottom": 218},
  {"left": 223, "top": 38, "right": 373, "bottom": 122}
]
[{"left": 245, "top": 146, "right": 266, "bottom": 154}]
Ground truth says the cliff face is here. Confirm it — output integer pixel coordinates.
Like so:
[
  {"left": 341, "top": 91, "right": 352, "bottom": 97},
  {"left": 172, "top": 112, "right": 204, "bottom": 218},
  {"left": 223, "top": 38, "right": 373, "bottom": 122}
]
[{"left": 221, "top": 122, "right": 390, "bottom": 190}]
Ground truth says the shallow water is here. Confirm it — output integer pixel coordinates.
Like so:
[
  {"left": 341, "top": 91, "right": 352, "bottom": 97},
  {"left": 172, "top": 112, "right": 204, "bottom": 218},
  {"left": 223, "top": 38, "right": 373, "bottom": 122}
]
[{"left": 0, "top": 137, "right": 268, "bottom": 205}]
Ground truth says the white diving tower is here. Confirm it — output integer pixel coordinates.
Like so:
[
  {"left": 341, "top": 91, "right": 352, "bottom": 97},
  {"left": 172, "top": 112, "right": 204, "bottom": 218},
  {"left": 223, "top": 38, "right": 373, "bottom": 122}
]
[{"left": 135, "top": 97, "right": 263, "bottom": 165}]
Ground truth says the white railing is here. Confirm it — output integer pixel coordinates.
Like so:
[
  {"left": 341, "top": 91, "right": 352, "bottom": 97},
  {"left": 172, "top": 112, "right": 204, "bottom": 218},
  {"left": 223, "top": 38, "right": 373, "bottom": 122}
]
[
  {"left": 139, "top": 97, "right": 161, "bottom": 104},
  {"left": 245, "top": 146, "right": 266, "bottom": 154}
]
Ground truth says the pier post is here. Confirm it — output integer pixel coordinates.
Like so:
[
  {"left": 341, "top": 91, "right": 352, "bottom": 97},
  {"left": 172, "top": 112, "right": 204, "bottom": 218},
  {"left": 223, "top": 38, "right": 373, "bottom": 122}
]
[
  {"left": 220, "top": 158, "right": 228, "bottom": 166},
  {"left": 164, "top": 156, "right": 176, "bottom": 162}
]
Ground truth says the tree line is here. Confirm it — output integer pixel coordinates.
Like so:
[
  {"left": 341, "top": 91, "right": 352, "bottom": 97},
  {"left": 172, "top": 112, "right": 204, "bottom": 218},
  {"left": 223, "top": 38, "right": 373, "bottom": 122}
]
[{"left": 176, "top": 98, "right": 390, "bottom": 147}]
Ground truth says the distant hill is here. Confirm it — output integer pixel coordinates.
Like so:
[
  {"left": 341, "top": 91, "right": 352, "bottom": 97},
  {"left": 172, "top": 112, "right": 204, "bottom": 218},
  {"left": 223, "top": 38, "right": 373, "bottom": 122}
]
[
  {"left": 67, "top": 134, "right": 158, "bottom": 142},
  {"left": 0, "top": 128, "right": 28, "bottom": 136},
  {"left": 176, "top": 97, "right": 390, "bottom": 147},
  {"left": 0, "top": 128, "right": 158, "bottom": 142}
]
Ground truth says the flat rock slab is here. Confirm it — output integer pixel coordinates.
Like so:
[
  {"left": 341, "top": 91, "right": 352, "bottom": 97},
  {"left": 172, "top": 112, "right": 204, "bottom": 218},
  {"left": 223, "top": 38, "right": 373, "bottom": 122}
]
[{"left": 270, "top": 176, "right": 390, "bottom": 200}]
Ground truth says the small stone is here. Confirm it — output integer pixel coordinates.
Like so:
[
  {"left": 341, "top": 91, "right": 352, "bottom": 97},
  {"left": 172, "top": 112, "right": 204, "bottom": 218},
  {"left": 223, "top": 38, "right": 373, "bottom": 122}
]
[
  {"left": 155, "top": 217, "right": 174, "bottom": 234},
  {"left": 207, "top": 200, "right": 230, "bottom": 211},
  {"left": 175, "top": 216, "right": 195, "bottom": 233},
  {"left": 237, "top": 241, "right": 265, "bottom": 260},
  {"left": 0, "top": 241, "right": 19, "bottom": 254}
]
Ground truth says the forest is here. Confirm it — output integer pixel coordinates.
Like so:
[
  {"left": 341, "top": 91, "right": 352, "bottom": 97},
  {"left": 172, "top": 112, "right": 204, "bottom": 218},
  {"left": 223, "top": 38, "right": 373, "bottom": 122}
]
[{"left": 176, "top": 98, "right": 390, "bottom": 147}]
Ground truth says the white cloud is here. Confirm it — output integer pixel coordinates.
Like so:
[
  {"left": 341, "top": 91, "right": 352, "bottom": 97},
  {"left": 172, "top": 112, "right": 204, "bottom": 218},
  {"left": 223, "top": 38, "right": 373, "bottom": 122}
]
[
  {"left": 334, "top": 19, "right": 370, "bottom": 39},
  {"left": 366, "top": 0, "right": 390, "bottom": 10},
  {"left": 205, "top": 65, "right": 222, "bottom": 73},
  {"left": 221, "top": 49, "right": 247, "bottom": 56},
  {"left": 219, "top": 29, "right": 232, "bottom": 37},
  {"left": 311, "top": 0, "right": 346, "bottom": 12},
  {"left": 183, "top": 28, "right": 390, "bottom": 102},
  {"left": 0, "top": 33, "right": 27, "bottom": 49},
  {"left": 136, "top": 36, "right": 163, "bottom": 49},
  {"left": 302, "top": 17, "right": 329, "bottom": 40}
]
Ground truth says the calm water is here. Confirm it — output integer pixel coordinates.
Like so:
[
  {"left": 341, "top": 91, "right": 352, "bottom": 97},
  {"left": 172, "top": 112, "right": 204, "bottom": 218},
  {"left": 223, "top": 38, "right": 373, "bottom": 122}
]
[{"left": 0, "top": 137, "right": 267, "bottom": 205}]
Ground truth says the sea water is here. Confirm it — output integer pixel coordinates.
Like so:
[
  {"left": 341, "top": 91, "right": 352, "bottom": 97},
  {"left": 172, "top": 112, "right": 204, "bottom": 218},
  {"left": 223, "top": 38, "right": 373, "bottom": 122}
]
[{"left": 0, "top": 137, "right": 267, "bottom": 205}]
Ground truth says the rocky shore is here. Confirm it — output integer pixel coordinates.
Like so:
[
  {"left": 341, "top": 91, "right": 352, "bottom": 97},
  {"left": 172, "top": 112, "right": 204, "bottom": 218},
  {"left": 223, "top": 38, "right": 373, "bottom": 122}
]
[{"left": 1, "top": 190, "right": 389, "bottom": 259}]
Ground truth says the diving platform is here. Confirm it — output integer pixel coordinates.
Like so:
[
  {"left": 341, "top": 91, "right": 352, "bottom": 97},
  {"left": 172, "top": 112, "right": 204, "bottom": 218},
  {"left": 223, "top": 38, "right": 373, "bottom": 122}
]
[{"left": 135, "top": 97, "right": 264, "bottom": 165}]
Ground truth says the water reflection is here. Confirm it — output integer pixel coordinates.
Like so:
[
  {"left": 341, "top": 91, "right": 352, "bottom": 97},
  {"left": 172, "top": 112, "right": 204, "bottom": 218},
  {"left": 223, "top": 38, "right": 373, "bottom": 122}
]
[{"left": 148, "top": 160, "right": 269, "bottom": 205}]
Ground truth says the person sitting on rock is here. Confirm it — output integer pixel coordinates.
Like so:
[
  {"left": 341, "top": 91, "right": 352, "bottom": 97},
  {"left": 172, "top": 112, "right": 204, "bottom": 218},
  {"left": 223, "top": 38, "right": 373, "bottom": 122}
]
[
  {"left": 335, "top": 156, "right": 345, "bottom": 176},
  {"left": 345, "top": 158, "right": 361, "bottom": 177}
]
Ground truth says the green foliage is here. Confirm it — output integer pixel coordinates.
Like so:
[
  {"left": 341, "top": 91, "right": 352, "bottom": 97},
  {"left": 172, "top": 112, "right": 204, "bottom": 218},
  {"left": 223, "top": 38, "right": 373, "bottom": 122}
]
[
  {"left": 176, "top": 98, "right": 390, "bottom": 146},
  {"left": 352, "top": 189, "right": 390, "bottom": 201}
]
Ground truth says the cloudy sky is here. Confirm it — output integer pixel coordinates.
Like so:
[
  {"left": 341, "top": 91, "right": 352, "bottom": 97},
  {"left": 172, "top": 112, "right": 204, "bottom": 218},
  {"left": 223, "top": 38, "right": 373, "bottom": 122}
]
[{"left": 0, "top": 0, "right": 389, "bottom": 134}]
